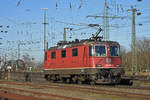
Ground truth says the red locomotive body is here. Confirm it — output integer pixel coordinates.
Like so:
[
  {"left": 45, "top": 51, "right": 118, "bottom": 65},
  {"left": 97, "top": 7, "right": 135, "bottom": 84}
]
[{"left": 44, "top": 39, "right": 124, "bottom": 84}]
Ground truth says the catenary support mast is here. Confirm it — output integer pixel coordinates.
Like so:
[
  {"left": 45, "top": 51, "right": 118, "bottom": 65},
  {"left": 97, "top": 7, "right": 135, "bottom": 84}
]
[
  {"left": 42, "top": 8, "right": 48, "bottom": 51},
  {"left": 128, "top": 6, "right": 138, "bottom": 72}
]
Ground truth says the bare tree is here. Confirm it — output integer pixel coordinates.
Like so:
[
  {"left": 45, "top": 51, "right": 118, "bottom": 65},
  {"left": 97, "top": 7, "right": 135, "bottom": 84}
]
[
  {"left": 122, "top": 38, "right": 150, "bottom": 72},
  {"left": 22, "top": 53, "right": 34, "bottom": 70},
  {"left": 136, "top": 38, "right": 150, "bottom": 71}
]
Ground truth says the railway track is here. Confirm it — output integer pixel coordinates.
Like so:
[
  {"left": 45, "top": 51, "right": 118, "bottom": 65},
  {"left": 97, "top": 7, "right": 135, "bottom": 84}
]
[
  {"left": 0, "top": 80, "right": 149, "bottom": 100},
  {"left": 0, "top": 81, "right": 84, "bottom": 100}
]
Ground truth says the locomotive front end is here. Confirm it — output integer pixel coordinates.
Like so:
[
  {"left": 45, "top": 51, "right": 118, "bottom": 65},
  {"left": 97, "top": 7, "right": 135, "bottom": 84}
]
[{"left": 89, "top": 42, "right": 124, "bottom": 83}]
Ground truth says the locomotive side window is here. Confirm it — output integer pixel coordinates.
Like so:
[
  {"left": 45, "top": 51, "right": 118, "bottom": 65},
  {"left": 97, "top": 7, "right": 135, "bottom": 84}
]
[
  {"left": 95, "top": 46, "right": 106, "bottom": 56},
  {"left": 45, "top": 52, "right": 47, "bottom": 61},
  {"left": 72, "top": 48, "right": 78, "bottom": 56},
  {"left": 51, "top": 52, "right": 56, "bottom": 59},
  {"left": 61, "top": 50, "right": 66, "bottom": 58},
  {"left": 110, "top": 45, "right": 120, "bottom": 56}
]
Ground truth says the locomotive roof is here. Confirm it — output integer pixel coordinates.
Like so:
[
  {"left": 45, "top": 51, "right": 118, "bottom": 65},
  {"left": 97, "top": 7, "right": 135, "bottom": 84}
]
[{"left": 48, "top": 39, "right": 119, "bottom": 51}]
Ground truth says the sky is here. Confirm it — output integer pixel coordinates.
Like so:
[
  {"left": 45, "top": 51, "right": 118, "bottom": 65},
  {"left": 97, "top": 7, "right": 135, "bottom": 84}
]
[{"left": 0, "top": 0, "right": 150, "bottom": 62}]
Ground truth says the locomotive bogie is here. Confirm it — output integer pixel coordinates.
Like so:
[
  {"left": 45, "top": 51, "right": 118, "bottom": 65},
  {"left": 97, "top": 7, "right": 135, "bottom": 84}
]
[{"left": 44, "top": 68, "right": 124, "bottom": 84}]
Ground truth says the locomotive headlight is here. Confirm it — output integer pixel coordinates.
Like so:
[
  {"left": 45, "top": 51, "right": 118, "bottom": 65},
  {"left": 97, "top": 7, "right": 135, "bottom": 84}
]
[
  {"left": 97, "top": 64, "right": 102, "bottom": 67},
  {"left": 106, "top": 58, "right": 111, "bottom": 64},
  {"left": 116, "top": 64, "right": 120, "bottom": 67}
]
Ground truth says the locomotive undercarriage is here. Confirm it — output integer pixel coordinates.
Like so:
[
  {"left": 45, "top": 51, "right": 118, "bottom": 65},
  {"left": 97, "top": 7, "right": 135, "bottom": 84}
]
[{"left": 44, "top": 68, "right": 125, "bottom": 84}]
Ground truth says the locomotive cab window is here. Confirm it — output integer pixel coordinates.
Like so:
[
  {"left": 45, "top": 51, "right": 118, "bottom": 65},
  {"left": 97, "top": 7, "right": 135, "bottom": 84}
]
[
  {"left": 51, "top": 52, "right": 56, "bottom": 59},
  {"left": 110, "top": 45, "right": 120, "bottom": 56},
  {"left": 95, "top": 45, "right": 106, "bottom": 56},
  {"left": 72, "top": 48, "right": 78, "bottom": 56},
  {"left": 61, "top": 50, "right": 66, "bottom": 58}
]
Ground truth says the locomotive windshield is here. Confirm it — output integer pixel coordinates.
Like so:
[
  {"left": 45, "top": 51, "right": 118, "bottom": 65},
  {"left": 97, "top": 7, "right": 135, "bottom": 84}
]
[
  {"left": 110, "top": 45, "right": 120, "bottom": 56},
  {"left": 95, "top": 45, "right": 106, "bottom": 56}
]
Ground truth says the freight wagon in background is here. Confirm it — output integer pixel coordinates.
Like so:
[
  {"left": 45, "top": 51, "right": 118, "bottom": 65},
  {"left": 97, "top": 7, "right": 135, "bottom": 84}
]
[{"left": 44, "top": 28, "right": 125, "bottom": 84}]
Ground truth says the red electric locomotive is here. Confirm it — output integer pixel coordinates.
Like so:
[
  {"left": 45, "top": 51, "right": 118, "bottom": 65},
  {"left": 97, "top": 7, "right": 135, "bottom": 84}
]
[{"left": 44, "top": 28, "right": 124, "bottom": 84}]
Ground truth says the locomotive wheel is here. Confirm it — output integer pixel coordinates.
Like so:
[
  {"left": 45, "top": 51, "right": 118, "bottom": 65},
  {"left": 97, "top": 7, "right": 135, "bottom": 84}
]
[
  {"left": 90, "top": 81, "right": 96, "bottom": 85},
  {"left": 72, "top": 76, "right": 78, "bottom": 83},
  {"left": 62, "top": 78, "right": 67, "bottom": 83},
  {"left": 50, "top": 79, "right": 54, "bottom": 83},
  {"left": 77, "top": 80, "right": 83, "bottom": 84},
  {"left": 66, "top": 78, "right": 71, "bottom": 83}
]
